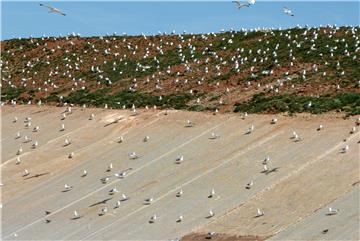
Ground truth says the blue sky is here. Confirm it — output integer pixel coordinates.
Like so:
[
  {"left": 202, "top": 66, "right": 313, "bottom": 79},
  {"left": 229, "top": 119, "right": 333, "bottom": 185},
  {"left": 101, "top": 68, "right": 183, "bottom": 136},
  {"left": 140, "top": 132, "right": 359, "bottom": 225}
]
[{"left": 1, "top": 1, "right": 359, "bottom": 40}]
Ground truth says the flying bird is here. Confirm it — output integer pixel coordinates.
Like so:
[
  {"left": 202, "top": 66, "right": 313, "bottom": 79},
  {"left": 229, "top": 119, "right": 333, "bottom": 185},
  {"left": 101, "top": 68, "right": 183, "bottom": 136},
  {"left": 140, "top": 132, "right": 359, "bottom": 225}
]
[
  {"left": 232, "top": 0, "right": 250, "bottom": 9},
  {"left": 283, "top": 7, "right": 294, "bottom": 16},
  {"left": 39, "top": 4, "right": 66, "bottom": 16}
]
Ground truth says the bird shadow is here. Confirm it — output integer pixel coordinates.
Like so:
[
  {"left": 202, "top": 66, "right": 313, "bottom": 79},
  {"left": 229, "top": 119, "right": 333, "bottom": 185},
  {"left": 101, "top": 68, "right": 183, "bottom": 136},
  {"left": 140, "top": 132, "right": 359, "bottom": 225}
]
[
  {"left": 24, "top": 172, "right": 50, "bottom": 180},
  {"left": 254, "top": 214, "right": 264, "bottom": 218},
  {"left": 89, "top": 198, "right": 112, "bottom": 207},
  {"left": 104, "top": 118, "right": 123, "bottom": 127},
  {"left": 62, "top": 188, "right": 73, "bottom": 193},
  {"left": 265, "top": 167, "right": 280, "bottom": 175},
  {"left": 206, "top": 215, "right": 214, "bottom": 219},
  {"left": 70, "top": 216, "right": 81, "bottom": 220},
  {"left": 325, "top": 212, "right": 338, "bottom": 216}
]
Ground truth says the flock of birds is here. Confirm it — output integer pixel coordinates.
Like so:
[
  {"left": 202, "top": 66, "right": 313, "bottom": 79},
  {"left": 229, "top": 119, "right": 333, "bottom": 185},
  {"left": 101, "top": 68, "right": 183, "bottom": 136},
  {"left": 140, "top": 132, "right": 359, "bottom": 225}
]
[
  {"left": 5, "top": 103, "right": 359, "bottom": 236},
  {"left": 40, "top": 1, "right": 294, "bottom": 18},
  {"left": 1, "top": 2, "right": 359, "bottom": 239},
  {"left": 2, "top": 23, "right": 359, "bottom": 113}
]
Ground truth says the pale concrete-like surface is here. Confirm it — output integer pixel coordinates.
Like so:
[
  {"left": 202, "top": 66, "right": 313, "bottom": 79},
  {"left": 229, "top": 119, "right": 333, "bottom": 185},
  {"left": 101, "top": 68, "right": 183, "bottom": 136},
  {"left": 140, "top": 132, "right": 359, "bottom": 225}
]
[
  {"left": 269, "top": 186, "right": 360, "bottom": 241},
  {"left": 1, "top": 105, "right": 359, "bottom": 240}
]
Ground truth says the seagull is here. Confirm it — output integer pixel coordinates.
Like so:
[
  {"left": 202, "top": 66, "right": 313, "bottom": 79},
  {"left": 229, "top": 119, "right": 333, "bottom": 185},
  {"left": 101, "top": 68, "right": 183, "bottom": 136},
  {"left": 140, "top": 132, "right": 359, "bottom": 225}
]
[
  {"left": 73, "top": 210, "right": 80, "bottom": 219},
  {"left": 22, "top": 169, "right": 30, "bottom": 177},
  {"left": 101, "top": 177, "right": 110, "bottom": 184},
  {"left": 82, "top": 170, "right": 87, "bottom": 177},
  {"left": 207, "top": 209, "right": 215, "bottom": 218},
  {"left": 63, "top": 184, "right": 73, "bottom": 191},
  {"left": 143, "top": 136, "right": 150, "bottom": 142},
  {"left": 209, "top": 132, "right": 220, "bottom": 139},
  {"left": 106, "top": 163, "right": 113, "bottom": 172},
  {"left": 317, "top": 124, "right": 324, "bottom": 131},
  {"left": 144, "top": 198, "right": 153, "bottom": 205},
  {"left": 176, "top": 189, "right": 183, "bottom": 197},
  {"left": 283, "top": 7, "right": 294, "bottom": 17},
  {"left": 350, "top": 126, "right": 357, "bottom": 134},
  {"left": 327, "top": 207, "right": 339, "bottom": 215},
  {"left": 118, "top": 136, "right": 124, "bottom": 143},
  {"left": 129, "top": 152, "right": 138, "bottom": 159},
  {"left": 114, "top": 200, "right": 121, "bottom": 208},
  {"left": 208, "top": 188, "right": 215, "bottom": 198},
  {"left": 177, "top": 215, "right": 183, "bottom": 222},
  {"left": 271, "top": 118, "right": 278, "bottom": 124},
  {"left": 64, "top": 139, "right": 71, "bottom": 146},
  {"left": 232, "top": 0, "right": 250, "bottom": 9},
  {"left": 176, "top": 155, "right": 184, "bottom": 164},
  {"left": 262, "top": 164, "right": 268, "bottom": 173},
  {"left": 99, "top": 206, "right": 108, "bottom": 216},
  {"left": 109, "top": 187, "right": 118, "bottom": 195},
  {"left": 245, "top": 125, "right": 254, "bottom": 134},
  {"left": 39, "top": 3, "right": 66, "bottom": 16},
  {"left": 263, "top": 156, "right": 271, "bottom": 165},
  {"left": 121, "top": 193, "right": 128, "bottom": 201},
  {"left": 186, "top": 120, "right": 194, "bottom": 127},
  {"left": 17, "top": 147, "right": 23, "bottom": 155},
  {"left": 149, "top": 214, "right": 157, "bottom": 223},
  {"left": 15, "top": 157, "right": 21, "bottom": 165},
  {"left": 114, "top": 170, "right": 128, "bottom": 179},
  {"left": 342, "top": 145, "right": 349, "bottom": 153},
  {"left": 246, "top": 180, "right": 254, "bottom": 189},
  {"left": 257, "top": 208, "right": 265, "bottom": 217}
]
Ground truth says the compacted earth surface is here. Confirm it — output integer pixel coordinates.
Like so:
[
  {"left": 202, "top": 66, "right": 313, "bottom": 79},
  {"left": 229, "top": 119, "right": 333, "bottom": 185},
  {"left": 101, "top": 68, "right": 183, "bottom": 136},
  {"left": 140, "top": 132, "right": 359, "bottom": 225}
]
[{"left": 1, "top": 105, "right": 359, "bottom": 240}]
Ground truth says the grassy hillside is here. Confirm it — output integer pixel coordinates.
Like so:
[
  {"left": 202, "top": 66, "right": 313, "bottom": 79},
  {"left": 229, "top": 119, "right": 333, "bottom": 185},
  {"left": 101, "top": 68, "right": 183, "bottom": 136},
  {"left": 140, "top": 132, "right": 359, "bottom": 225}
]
[{"left": 1, "top": 26, "right": 360, "bottom": 114}]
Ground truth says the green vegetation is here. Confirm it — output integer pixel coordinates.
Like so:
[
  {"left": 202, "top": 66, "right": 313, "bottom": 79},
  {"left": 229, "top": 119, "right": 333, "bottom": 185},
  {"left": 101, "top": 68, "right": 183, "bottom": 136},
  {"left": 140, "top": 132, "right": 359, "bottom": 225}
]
[
  {"left": 1, "top": 87, "right": 26, "bottom": 101},
  {"left": 234, "top": 92, "right": 360, "bottom": 115}
]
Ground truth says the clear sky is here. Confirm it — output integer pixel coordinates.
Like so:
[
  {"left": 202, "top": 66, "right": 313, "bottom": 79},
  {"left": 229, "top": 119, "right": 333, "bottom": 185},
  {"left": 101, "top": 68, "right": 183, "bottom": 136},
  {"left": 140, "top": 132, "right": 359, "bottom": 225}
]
[{"left": 1, "top": 1, "right": 359, "bottom": 40}]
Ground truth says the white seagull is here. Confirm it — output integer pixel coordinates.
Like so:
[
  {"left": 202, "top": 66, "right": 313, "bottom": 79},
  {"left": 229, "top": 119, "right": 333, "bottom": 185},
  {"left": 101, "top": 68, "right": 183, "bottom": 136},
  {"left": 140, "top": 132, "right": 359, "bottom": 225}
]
[
  {"left": 82, "top": 170, "right": 87, "bottom": 177},
  {"left": 144, "top": 198, "right": 153, "bottom": 205},
  {"left": 246, "top": 180, "right": 254, "bottom": 189},
  {"left": 22, "top": 169, "right": 30, "bottom": 177},
  {"left": 283, "top": 7, "right": 294, "bottom": 17},
  {"left": 129, "top": 152, "right": 138, "bottom": 159},
  {"left": 232, "top": 0, "right": 250, "bottom": 9},
  {"left": 209, "top": 132, "right": 220, "bottom": 139},
  {"left": 109, "top": 187, "right": 118, "bottom": 195},
  {"left": 64, "top": 184, "right": 73, "bottom": 191},
  {"left": 149, "top": 214, "right": 157, "bottom": 223},
  {"left": 176, "top": 189, "right": 183, "bottom": 197},
  {"left": 208, "top": 209, "right": 215, "bottom": 218},
  {"left": 114, "top": 200, "right": 121, "bottom": 208},
  {"left": 257, "top": 208, "right": 265, "bottom": 216},
  {"left": 327, "top": 207, "right": 339, "bottom": 215},
  {"left": 208, "top": 188, "right": 215, "bottom": 198},
  {"left": 176, "top": 155, "right": 184, "bottom": 164},
  {"left": 39, "top": 3, "right": 66, "bottom": 16},
  {"left": 73, "top": 210, "right": 80, "bottom": 219},
  {"left": 177, "top": 215, "right": 183, "bottom": 222}
]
